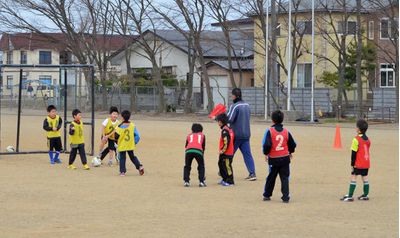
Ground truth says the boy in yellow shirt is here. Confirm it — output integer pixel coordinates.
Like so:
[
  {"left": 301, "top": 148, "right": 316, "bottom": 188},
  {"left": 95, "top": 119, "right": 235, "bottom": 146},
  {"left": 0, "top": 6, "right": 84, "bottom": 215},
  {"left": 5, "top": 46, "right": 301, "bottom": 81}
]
[
  {"left": 43, "top": 105, "right": 63, "bottom": 164},
  {"left": 67, "top": 109, "right": 90, "bottom": 170},
  {"left": 115, "top": 110, "right": 144, "bottom": 176}
]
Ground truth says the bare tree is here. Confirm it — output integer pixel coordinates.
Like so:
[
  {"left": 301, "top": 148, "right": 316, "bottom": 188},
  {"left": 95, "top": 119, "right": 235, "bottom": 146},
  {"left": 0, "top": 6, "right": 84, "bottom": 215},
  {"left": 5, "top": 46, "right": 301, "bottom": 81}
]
[
  {"left": 0, "top": 0, "right": 119, "bottom": 110},
  {"left": 356, "top": 0, "right": 363, "bottom": 118},
  {"left": 123, "top": 0, "right": 166, "bottom": 113},
  {"left": 368, "top": 0, "right": 399, "bottom": 122},
  {"left": 148, "top": 1, "right": 198, "bottom": 113},
  {"left": 112, "top": 0, "right": 138, "bottom": 112},
  {"left": 315, "top": 0, "right": 355, "bottom": 117},
  {"left": 206, "top": 0, "right": 238, "bottom": 88}
]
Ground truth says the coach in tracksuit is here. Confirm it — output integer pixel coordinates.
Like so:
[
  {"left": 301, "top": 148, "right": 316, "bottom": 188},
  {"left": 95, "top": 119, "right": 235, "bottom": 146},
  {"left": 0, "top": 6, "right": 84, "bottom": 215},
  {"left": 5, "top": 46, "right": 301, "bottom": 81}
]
[{"left": 227, "top": 88, "right": 257, "bottom": 181}]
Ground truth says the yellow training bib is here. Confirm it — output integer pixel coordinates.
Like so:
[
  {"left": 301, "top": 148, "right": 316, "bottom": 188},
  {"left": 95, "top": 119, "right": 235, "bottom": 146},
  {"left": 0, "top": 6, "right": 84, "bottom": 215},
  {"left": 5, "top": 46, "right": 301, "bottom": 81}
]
[
  {"left": 69, "top": 121, "right": 84, "bottom": 145},
  {"left": 46, "top": 115, "right": 61, "bottom": 138},
  {"left": 104, "top": 118, "right": 119, "bottom": 140},
  {"left": 116, "top": 123, "right": 135, "bottom": 152}
]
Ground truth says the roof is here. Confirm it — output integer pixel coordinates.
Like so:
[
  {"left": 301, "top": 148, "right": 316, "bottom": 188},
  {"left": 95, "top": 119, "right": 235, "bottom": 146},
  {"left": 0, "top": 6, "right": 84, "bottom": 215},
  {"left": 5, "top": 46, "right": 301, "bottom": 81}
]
[
  {"left": 146, "top": 29, "right": 254, "bottom": 59},
  {"left": 211, "top": 18, "right": 254, "bottom": 27},
  {"left": 206, "top": 59, "right": 254, "bottom": 71},
  {"left": 0, "top": 32, "right": 136, "bottom": 52},
  {"left": 247, "top": 0, "right": 384, "bottom": 16}
]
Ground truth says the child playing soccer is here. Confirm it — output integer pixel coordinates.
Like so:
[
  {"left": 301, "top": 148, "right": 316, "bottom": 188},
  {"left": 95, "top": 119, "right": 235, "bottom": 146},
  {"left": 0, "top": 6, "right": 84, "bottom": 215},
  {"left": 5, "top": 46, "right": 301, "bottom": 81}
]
[
  {"left": 115, "top": 110, "right": 144, "bottom": 176},
  {"left": 183, "top": 123, "right": 206, "bottom": 187},
  {"left": 67, "top": 109, "right": 90, "bottom": 170},
  {"left": 43, "top": 105, "right": 63, "bottom": 164},
  {"left": 216, "top": 113, "right": 235, "bottom": 186},
  {"left": 341, "top": 119, "right": 371, "bottom": 202},
  {"left": 99, "top": 106, "right": 119, "bottom": 166},
  {"left": 262, "top": 110, "right": 296, "bottom": 203}
]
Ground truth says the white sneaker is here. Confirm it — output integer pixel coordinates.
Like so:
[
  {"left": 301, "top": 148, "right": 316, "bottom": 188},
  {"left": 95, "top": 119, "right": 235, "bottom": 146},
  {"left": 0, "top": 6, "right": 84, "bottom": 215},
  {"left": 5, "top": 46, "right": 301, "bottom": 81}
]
[
  {"left": 199, "top": 182, "right": 207, "bottom": 187},
  {"left": 184, "top": 182, "right": 190, "bottom": 187}
]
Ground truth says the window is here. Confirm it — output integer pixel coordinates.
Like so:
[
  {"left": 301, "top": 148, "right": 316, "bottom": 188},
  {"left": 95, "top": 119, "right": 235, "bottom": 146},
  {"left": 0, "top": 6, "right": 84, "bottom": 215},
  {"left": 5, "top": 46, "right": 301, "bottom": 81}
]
[
  {"left": 7, "top": 76, "right": 13, "bottom": 89},
  {"left": 381, "top": 19, "right": 390, "bottom": 38},
  {"left": 21, "top": 75, "right": 28, "bottom": 89},
  {"left": 380, "top": 64, "right": 395, "bottom": 87},
  {"left": 296, "top": 63, "right": 312, "bottom": 88},
  {"left": 39, "top": 75, "right": 52, "bottom": 86},
  {"left": 20, "top": 51, "right": 27, "bottom": 64},
  {"left": 338, "top": 21, "right": 357, "bottom": 35},
  {"left": 297, "top": 21, "right": 312, "bottom": 35},
  {"left": 39, "top": 51, "right": 52, "bottom": 64},
  {"left": 368, "top": 21, "right": 374, "bottom": 39},
  {"left": 6, "top": 51, "right": 13, "bottom": 64}
]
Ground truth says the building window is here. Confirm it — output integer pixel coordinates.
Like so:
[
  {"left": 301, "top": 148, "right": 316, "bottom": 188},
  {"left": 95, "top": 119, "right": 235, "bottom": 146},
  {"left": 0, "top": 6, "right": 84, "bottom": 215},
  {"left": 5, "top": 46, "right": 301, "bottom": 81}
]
[
  {"left": 21, "top": 75, "right": 28, "bottom": 89},
  {"left": 39, "top": 75, "right": 52, "bottom": 86},
  {"left": 20, "top": 51, "right": 27, "bottom": 64},
  {"left": 296, "top": 63, "right": 312, "bottom": 88},
  {"left": 380, "top": 18, "right": 398, "bottom": 39},
  {"left": 368, "top": 21, "right": 374, "bottom": 39},
  {"left": 6, "top": 51, "right": 13, "bottom": 64},
  {"left": 380, "top": 64, "right": 395, "bottom": 87},
  {"left": 39, "top": 51, "right": 52, "bottom": 64},
  {"left": 297, "top": 21, "right": 312, "bottom": 35},
  {"left": 7, "top": 76, "right": 13, "bottom": 89},
  {"left": 338, "top": 21, "right": 357, "bottom": 35}
]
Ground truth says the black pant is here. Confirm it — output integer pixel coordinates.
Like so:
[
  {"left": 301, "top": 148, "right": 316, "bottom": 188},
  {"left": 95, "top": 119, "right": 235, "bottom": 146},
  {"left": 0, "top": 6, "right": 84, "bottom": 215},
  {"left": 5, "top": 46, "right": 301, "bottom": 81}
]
[
  {"left": 119, "top": 150, "right": 141, "bottom": 173},
  {"left": 69, "top": 144, "right": 87, "bottom": 165},
  {"left": 183, "top": 152, "right": 205, "bottom": 182},
  {"left": 100, "top": 139, "right": 117, "bottom": 160},
  {"left": 48, "top": 137, "right": 62, "bottom": 151},
  {"left": 263, "top": 159, "right": 290, "bottom": 201},
  {"left": 218, "top": 154, "right": 234, "bottom": 184}
]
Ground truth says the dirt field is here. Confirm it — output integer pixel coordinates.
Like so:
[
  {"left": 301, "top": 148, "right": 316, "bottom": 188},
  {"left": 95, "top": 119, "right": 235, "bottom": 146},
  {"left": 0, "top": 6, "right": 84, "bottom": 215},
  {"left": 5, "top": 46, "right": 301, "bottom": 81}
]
[{"left": 0, "top": 114, "right": 398, "bottom": 238}]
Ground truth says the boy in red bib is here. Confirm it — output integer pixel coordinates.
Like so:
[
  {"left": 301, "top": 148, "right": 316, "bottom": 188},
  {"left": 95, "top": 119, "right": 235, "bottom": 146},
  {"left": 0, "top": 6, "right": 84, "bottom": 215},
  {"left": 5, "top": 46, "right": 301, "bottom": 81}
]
[
  {"left": 262, "top": 110, "right": 296, "bottom": 203},
  {"left": 183, "top": 123, "right": 206, "bottom": 187},
  {"left": 341, "top": 119, "right": 371, "bottom": 202},
  {"left": 216, "top": 113, "right": 235, "bottom": 186}
]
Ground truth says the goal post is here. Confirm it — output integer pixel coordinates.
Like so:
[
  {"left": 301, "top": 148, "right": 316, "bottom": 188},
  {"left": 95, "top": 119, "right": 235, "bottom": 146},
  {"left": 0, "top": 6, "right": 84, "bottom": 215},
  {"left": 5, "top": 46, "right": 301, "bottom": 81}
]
[{"left": 0, "top": 64, "right": 95, "bottom": 156}]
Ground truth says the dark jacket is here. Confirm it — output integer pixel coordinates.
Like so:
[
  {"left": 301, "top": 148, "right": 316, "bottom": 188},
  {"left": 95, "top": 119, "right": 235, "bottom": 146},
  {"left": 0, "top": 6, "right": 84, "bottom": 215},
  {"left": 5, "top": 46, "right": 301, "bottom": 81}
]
[
  {"left": 262, "top": 124, "right": 296, "bottom": 165},
  {"left": 227, "top": 99, "right": 251, "bottom": 140}
]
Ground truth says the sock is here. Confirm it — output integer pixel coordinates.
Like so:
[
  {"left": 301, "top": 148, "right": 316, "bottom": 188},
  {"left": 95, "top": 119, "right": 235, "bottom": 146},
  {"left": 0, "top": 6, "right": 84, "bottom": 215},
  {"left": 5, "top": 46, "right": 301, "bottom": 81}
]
[
  {"left": 49, "top": 151, "right": 54, "bottom": 161},
  {"left": 363, "top": 181, "right": 369, "bottom": 196},
  {"left": 348, "top": 181, "right": 356, "bottom": 197},
  {"left": 54, "top": 151, "right": 60, "bottom": 161}
]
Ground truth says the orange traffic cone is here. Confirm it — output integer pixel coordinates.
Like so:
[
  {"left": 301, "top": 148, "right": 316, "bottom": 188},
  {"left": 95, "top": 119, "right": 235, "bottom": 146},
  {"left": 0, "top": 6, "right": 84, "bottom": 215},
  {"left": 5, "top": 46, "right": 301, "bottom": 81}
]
[{"left": 333, "top": 124, "right": 342, "bottom": 149}]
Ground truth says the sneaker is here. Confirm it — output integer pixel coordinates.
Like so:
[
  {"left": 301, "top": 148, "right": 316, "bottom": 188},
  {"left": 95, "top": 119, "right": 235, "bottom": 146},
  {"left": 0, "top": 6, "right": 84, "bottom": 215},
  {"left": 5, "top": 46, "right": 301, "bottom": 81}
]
[
  {"left": 282, "top": 199, "right": 290, "bottom": 203},
  {"left": 184, "top": 182, "right": 190, "bottom": 187},
  {"left": 107, "top": 160, "right": 113, "bottom": 167},
  {"left": 67, "top": 164, "right": 77, "bottom": 170},
  {"left": 340, "top": 195, "right": 354, "bottom": 202},
  {"left": 139, "top": 166, "right": 145, "bottom": 176},
  {"left": 83, "top": 164, "right": 90, "bottom": 170},
  {"left": 54, "top": 159, "right": 62, "bottom": 164},
  {"left": 221, "top": 181, "right": 234, "bottom": 187},
  {"left": 245, "top": 174, "right": 257, "bottom": 181},
  {"left": 199, "top": 182, "right": 207, "bottom": 187},
  {"left": 263, "top": 196, "right": 271, "bottom": 201},
  {"left": 120, "top": 172, "right": 126, "bottom": 177},
  {"left": 50, "top": 159, "right": 55, "bottom": 165},
  {"left": 358, "top": 195, "right": 369, "bottom": 201}
]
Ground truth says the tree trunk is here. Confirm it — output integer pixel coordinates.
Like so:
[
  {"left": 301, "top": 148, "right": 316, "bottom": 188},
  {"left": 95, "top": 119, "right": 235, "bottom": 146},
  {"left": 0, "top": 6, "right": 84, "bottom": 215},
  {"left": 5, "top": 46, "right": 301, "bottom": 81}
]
[
  {"left": 356, "top": 0, "right": 363, "bottom": 119},
  {"left": 271, "top": 0, "right": 279, "bottom": 110},
  {"left": 223, "top": 31, "right": 237, "bottom": 89},
  {"left": 152, "top": 64, "right": 165, "bottom": 113},
  {"left": 195, "top": 40, "right": 214, "bottom": 112}
]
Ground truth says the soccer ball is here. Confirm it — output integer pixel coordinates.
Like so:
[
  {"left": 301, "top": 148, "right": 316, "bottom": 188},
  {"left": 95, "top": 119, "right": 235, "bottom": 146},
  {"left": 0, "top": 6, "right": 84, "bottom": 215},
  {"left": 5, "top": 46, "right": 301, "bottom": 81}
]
[
  {"left": 6, "top": 145, "right": 15, "bottom": 152},
  {"left": 91, "top": 156, "right": 102, "bottom": 167}
]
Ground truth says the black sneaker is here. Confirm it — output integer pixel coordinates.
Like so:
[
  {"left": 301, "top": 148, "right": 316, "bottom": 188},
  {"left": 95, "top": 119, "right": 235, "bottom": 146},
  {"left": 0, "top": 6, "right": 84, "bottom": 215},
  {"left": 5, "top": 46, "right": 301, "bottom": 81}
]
[
  {"left": 245, "top": 174, "right": 257, "bottom": 181},
  {"left": 357, "top": 195, "right": 369, "bottom": 201},
  {"left": 263, "top": 196, "right": 271, "bottom": 201},
  {"left": 340, "top": 195, "right": 354, "bottom": 202},
  {"left": 282, "top": 200, "right": 290, "bottom": 203}
]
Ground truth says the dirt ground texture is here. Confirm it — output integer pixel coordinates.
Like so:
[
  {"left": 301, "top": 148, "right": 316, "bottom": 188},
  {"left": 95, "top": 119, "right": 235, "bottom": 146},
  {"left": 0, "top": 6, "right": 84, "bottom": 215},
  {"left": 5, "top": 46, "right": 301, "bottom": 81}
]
[{"left": 0, "top": 114, "right": 398, "bottom": 238}]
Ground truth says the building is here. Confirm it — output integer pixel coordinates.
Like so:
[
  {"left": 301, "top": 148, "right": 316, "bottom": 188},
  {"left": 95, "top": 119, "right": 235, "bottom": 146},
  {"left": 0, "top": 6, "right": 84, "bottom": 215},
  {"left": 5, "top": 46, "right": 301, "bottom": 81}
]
[{"left": 111, "top": 29, "right": 254, "bottom": 108}]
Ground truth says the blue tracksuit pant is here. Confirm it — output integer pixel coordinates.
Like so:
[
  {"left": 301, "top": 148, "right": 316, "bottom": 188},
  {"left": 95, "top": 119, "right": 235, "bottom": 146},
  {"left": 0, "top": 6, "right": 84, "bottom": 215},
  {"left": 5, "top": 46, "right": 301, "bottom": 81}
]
[{"left": 234, "top": 139, "right": 256, "bottom": 176}]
